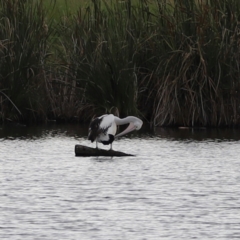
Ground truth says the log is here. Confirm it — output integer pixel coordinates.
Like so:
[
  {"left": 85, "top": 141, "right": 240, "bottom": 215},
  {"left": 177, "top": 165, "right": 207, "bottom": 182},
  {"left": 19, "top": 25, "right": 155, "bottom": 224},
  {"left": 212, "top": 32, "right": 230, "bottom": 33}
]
[{"left": 75, "top": 144, "right": 135, "bottom": 157}]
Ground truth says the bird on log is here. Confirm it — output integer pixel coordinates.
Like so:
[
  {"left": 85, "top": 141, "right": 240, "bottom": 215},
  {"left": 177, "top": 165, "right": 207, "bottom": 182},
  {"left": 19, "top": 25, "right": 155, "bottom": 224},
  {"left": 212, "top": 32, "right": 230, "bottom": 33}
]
[{"left": 87, "top": 114, "right": 143, "bottom": 150}]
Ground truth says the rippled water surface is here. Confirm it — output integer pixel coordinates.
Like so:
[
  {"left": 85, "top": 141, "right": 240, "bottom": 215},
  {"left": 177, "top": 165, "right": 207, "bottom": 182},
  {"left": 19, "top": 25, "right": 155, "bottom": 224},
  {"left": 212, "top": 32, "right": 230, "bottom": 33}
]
[{"left": 1, "top": 125, "right": 240, "bottom": 239}]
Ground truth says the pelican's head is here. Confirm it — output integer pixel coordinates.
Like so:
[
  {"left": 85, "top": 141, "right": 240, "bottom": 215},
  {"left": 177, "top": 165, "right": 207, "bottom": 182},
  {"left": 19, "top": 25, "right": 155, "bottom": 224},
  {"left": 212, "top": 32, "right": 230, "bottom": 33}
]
[
  {"left": 134, "top": 119, "right": 143, "bottom": 130},
  {"left": 115, "top": 116, "right": 143, "bottom": 138}
]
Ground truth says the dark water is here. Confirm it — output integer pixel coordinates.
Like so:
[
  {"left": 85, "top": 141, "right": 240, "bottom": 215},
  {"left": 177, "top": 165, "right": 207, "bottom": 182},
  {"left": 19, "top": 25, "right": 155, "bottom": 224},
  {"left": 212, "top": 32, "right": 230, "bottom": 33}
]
[{"left": 1, "top": 124, "right": 240, "bottom": 239}]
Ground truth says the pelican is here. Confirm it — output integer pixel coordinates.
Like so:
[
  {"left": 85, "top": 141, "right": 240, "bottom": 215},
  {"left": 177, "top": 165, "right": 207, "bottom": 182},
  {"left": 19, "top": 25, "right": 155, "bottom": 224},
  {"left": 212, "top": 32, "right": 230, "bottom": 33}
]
[{"left": 88, "top": 114, "right": 143, "bottom": 150}]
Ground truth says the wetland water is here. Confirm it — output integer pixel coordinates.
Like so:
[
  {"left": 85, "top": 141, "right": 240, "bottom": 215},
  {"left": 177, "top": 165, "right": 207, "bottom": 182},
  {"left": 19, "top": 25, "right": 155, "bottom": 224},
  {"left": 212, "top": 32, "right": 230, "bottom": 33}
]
[{"left": 1, "top": 124, "right": 240, "bottom": 239}]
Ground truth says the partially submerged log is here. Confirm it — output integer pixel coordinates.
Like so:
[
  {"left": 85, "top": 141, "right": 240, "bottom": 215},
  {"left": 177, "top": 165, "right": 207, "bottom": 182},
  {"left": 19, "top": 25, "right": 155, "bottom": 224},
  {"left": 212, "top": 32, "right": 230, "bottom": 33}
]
[{"left": 75, "top": 144, "right": 135, "bottom": 157}]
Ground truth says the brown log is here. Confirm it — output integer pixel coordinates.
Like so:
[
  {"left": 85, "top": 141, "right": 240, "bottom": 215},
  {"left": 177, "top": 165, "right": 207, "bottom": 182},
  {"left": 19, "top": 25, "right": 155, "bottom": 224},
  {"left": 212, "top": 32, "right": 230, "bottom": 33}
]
[{"left": 75, "top": 145, "right": 135, "bottom": 157}]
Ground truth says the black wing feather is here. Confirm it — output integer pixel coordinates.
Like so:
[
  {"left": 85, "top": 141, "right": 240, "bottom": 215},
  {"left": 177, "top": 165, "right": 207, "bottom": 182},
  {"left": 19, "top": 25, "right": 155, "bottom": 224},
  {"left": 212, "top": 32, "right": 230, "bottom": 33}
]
[{"left": 88, "top": 117, "right": 103, "bottom": 142}]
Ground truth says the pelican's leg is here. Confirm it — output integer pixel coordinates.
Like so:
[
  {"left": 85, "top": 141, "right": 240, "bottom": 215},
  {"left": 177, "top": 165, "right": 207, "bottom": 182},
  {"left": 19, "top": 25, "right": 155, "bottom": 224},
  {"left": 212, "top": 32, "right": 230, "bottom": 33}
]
[
  {"left": 110, "top": 143, "right": 113, "bottom": 151},
  {"left": 96, "top": 141, "right": 98, "bottom": 149}
]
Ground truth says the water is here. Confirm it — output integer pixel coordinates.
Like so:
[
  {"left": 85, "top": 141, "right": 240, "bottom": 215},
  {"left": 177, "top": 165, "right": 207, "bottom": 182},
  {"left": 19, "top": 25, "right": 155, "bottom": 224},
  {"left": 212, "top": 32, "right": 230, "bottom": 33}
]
[{"left": 1, "top": 124, "right": 240, "bottom": 239}]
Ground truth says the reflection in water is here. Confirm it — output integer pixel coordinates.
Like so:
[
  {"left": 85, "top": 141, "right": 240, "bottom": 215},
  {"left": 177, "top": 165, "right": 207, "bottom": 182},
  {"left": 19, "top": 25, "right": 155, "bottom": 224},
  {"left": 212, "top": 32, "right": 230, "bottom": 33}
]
[
  {"left": 1, "top": 124, "right": 240, "bottom": 239},
  {"left": 0, "top": 123, "right": 88, "bottom": 140},
  {"left": 154, "top": 127, "right": 240, "bottom": 141}
]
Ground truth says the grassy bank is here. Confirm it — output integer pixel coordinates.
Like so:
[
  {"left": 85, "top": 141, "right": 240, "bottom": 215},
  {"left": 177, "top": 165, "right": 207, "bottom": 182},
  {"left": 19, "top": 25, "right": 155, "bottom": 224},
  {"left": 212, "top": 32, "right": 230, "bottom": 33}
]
[{"left": 1, "top": 0, "right": 240, "bottom": 127}]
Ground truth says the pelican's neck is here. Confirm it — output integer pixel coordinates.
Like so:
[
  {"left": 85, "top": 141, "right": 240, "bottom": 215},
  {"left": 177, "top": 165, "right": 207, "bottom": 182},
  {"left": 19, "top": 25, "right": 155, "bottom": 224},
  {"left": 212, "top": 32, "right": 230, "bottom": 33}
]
[{"left": 114, "top": 116, "right": 140, "bottom": 125}]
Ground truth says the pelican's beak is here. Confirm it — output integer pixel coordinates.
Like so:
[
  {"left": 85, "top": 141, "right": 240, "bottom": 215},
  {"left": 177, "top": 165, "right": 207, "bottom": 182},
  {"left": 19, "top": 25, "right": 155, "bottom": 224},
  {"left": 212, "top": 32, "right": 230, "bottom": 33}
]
[{"left": 115, "top": 122, "right": 136, "bottom": 138}]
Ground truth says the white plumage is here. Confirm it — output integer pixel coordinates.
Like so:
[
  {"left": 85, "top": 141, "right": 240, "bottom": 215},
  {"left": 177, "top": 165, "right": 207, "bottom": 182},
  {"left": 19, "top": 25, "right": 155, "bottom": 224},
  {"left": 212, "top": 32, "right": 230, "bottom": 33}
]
[{"left": 88, "top": 114, "right": 143, "bottom": 150}]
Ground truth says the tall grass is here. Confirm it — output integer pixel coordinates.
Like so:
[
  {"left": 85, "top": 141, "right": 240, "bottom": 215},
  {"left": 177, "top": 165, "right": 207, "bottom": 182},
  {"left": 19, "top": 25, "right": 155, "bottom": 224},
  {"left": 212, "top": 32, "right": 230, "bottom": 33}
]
[
  {"left": 147, "top": 0, "right": 240, "bottom": 127},
  {"left": 54, "top": 0, "right": 142, "bottom": 120},
  {"left": 1, "top": 0, "right": 240, "bottom": 126},
  {"left": 0, "top": 0, "right": 52, "bottom": 122}
]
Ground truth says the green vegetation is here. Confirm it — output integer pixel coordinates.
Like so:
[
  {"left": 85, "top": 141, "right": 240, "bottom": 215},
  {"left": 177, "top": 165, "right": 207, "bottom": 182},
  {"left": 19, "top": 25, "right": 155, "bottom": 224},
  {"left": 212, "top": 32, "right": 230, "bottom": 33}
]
[{"left": 1, "top": 0, "right": 240, "bottom": 127}]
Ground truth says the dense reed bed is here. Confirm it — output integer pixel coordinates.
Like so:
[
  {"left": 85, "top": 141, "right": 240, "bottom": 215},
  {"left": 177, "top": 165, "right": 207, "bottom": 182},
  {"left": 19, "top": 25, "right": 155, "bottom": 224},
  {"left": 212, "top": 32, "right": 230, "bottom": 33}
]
[{"left": 1, "top": 0, "right": 240, "bottom": 127}]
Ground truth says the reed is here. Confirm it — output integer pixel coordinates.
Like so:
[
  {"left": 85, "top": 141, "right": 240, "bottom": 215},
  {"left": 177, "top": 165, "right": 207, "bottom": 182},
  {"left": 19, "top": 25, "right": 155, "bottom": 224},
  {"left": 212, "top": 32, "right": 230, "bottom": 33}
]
[
  {"left": 1, "top": 0, "right": 240, "bottom": 127},
  {"left": 0, "top": 0, "right": 52, "bottom": 122},
  {"left": 53, "top": 0, "right": 142, "bottom": 120},
  {"left": 138, "top": 0, "right": 240, "bottom": 127}
]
